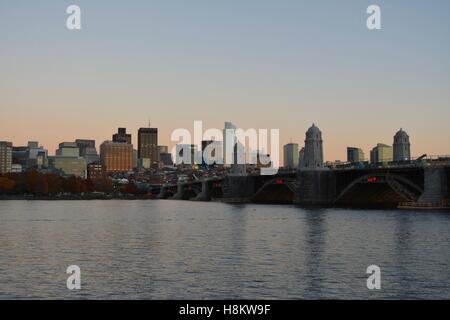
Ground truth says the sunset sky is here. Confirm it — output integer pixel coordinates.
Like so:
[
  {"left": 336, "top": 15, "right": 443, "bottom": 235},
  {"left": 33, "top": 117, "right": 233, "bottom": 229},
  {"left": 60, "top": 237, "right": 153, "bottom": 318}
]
[{"left": 1, "top": 0, "right": 449, "bottom": 161}]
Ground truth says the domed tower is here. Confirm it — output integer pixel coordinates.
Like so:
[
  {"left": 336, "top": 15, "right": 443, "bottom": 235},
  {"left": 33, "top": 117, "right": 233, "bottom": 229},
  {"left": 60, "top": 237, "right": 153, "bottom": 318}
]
[
  {"left": 393, "top": 128, "right": 411, "bottom": 162},
  {"left": 302, "top": 123, "right": 324, "bottom": 169}
]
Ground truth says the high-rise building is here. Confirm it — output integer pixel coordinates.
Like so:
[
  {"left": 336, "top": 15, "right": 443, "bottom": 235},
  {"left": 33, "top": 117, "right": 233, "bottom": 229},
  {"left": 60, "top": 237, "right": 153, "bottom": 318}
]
[
  {"left": 223, "top": 122, "right": 237, "bottom": 166},
  {"left": 50, "top": 142, "right": 86, "bottom": 177},
  {"left": 283, "top": 143, "right": 299, "bottom": 169},
  {"left": 370, "top": 143, "right": 393, "bottom": 164},
  {"left": 113, "top": 128, "right": 132, "bottom": 144},
  {"left": 347, "top": 147, "right": 365, "bottom": 163},
  {"left": 12, "top": 146, "right": 29, "bottom": 170},
  {"left": 27, "top": 141, "right": 48, "bottom": 169},
  {"left": 76, "top": 139, "right": 99, "bottom": 165},
  {"left": 301, "top": 124, "right": 323, "bottom": 169},
  {"left": 0, "top": 141, "right": 12, "bottom": 174},
  {"left": 138, "top": 127, "right": 158, "bottom": 164},
  {"left": 393, "top": 128, "right": 411, "bottom": 162},
  {"left": 100, "top": 141, "right": 133, "bottom": 173}
]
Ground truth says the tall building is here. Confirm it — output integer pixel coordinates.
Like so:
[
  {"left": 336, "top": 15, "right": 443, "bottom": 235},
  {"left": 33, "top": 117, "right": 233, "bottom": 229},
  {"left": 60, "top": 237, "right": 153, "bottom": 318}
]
[
  {"left": 223, "top": 121, "right": 237, "bottom": 166},
  {"left": 347, "top": 147, "right": 365, "bottom": 163},
  {"left": 0, "top": 141, "right": 12, "bottom": 174},
  {"left": 301, "top": 124, "right": 324, "bottom": 169},
  {"left": 100, "top": 141, "right": 133, "bottom": 173},
  {"left": 370, "top": 143, "right": 393, "bottom": 164},
  {"left": 113, "top": 128, "right": 132, "bottom": 144},
  {"left": 283, "top": 143, "right": 299, "bottom": 169},
  {"left": 76, "top": 139, "right": 99, "bottom": 165},
  {"left": 298, "top": 147, "right": 305, "bottom": 169},
  {"left": 12, "top": 146, "right": 29, "bottom": 170},
  {"left": 138, "top": 127, "right": 158, "bottom": 164},
  {"left": 393, "top": 128, "right": 411, "bottom": 162},
  {"left": 50, "top": 142, "right": 86, "bottom": 177},
  {"left": 27, "top": 141, "right": 48, "bottom": 169}
]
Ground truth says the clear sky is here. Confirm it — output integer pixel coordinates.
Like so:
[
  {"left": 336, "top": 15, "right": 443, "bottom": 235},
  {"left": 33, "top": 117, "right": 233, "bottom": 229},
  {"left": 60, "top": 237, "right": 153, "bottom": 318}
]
[{"left": 1, "top": 0, "right": 449, "bottom": 161}]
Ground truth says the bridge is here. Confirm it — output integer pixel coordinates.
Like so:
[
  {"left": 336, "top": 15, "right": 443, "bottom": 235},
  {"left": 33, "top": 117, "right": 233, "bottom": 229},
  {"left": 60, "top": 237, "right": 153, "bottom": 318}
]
[{"left": 156, "top": 164, "right": 450, "bottom": 209}]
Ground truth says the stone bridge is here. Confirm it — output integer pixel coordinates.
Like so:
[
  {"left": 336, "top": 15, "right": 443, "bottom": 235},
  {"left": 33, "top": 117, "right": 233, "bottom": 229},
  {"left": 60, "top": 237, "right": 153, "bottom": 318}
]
[{"left": 157, "top": 165, "right": 450, "bottom": 208}]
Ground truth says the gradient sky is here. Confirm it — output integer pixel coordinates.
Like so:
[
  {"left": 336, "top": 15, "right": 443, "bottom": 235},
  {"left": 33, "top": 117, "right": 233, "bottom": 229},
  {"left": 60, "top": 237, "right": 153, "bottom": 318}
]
[{"left": 1, "top": 0, "right": 450, "bottom": 161}]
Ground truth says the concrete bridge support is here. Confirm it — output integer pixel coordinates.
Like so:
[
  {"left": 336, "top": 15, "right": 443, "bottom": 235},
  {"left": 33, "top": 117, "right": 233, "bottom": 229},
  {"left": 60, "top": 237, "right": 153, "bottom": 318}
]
[
  {"left": 295, "top": 169, "right": 336, "bottom": 206},
  {"left": 193, "top": 180, "right": 212, "bottom": 201},
  {"left": 222, "top": 175, "right": 255, "bottom": 203},
  {"left": 417, "top": 167, "right": 449, "bottom": 205},
  {"left": 172, "top": 183, "right": 185, "bottom": 200}
]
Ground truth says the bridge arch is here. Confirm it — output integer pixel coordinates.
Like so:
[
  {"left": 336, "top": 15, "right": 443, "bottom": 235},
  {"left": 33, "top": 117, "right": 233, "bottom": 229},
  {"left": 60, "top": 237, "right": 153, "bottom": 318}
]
[
  {"left": 334, "top": 173, "right": 423, "bottom": 206},
  {"left": 252, "top": 178, "right": 296, "bottom": 204}
]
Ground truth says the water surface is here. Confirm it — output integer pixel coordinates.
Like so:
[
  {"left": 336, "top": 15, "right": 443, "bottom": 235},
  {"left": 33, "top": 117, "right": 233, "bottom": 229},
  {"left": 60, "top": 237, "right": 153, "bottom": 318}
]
[{"left": 0, "top": 200, "right": 449, "bottom": 299}]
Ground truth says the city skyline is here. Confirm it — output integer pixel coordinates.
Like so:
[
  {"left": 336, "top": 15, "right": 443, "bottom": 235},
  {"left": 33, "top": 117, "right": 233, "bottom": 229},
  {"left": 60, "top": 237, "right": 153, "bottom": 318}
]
[{"left": 1, "top": 0, "right": 450, "bottom": 160}]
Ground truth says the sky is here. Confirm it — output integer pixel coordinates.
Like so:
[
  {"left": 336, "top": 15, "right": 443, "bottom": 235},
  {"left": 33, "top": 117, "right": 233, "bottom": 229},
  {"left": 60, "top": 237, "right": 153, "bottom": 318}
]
[{"left": 1, "top": 0, "right": 450, "bottom": 161}]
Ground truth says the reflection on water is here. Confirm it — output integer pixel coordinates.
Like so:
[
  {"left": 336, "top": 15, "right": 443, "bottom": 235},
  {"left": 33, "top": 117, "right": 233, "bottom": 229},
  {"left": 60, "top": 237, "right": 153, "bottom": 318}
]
[{"left": 0, "top": 200, "right": 449, "bottom": 299}]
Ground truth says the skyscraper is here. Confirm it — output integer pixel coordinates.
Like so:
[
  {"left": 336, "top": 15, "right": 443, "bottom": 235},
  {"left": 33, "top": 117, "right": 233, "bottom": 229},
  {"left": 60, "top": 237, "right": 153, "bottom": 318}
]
[
  {"left": 113, "top": 128, "right": 132, "bottom": 144},
  {"left": 138, "top": 127, "right": 158, "bottom": 164},
  {"left": 301, "top": 124, "right": 323, "bottom": 169},
  {"left": 283, "top": 143, "right": 299, "bottom": 169},
  {"left": 393, "top": 129, "right": 411, "bottom": 162}
]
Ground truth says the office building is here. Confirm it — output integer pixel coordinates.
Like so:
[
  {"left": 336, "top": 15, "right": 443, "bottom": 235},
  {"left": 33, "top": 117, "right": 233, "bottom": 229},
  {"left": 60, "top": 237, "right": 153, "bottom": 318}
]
[
  {"left": 347, "top": 147, "right": 365, "bottom": 163},
  {"left": 370, "top": 143, "right": 393, "bottom": 164},
  {"left": 283, "top": 143, "right": 299, "bottom": 169},
  {"left": 76, "top": 139, "right": 100, "bottom": 165},
  {"left": 0, "top": 141, "right": 12, "bottom": 174},
  {"left": 113, "top": 128, "right": 132, "bottom": 144},
  {"left": 138, "top": 127, "right": 158, "bottom": 164},
  {"left": 51, "top": 142, "right": 86, "bottom": 177},
  {"left": 100, "top": 141, "right": 133, "bottom": 173}
]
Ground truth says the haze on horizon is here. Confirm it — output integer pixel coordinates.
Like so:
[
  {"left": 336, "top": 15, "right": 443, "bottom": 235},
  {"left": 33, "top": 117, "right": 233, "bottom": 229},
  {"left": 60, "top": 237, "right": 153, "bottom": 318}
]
[{"left": 1, "top": 0, "right": 449, "bottom": 161}]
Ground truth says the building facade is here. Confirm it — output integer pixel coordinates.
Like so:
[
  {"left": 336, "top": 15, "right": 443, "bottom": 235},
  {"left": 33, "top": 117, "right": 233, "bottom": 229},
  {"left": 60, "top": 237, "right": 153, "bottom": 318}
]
[
  {"left": 283, "top": 143, "right": 299, "bottom": 169},
  {"left": 347, "top": 147, "right": 365, "bottom": 163},
  {"left": 76, "top": 139, "right": 99, "bottom": 165},
  {"left": 0, "top": 141, "right": 12, "bottom": 174},
  {"left": 393, "top": 128, "right": 411, "bottom": 162},
  {"left": 100, "top": 141, "right": 133, "bottom": 173},
  {"left": 113, "top": 128, "right": 132, "bottom": 144},
  {"left": 301, "top": 124, "right": 324, "bottom": 169},
  {"left": 138, "top": 128, "right": 158, "bottom": 164},
  {"left": 370, "top": 143, "right": 393, "bottom": 164}
]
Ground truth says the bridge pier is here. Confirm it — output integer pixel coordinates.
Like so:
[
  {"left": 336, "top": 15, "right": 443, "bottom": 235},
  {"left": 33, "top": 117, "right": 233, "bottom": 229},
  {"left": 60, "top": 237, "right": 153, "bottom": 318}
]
[
  {"left": 193, "top": 180, "right": 212, "bottom": 201},
  {"left": 295, "top": 169, "right": 336, "bottom": 206},
  {"left": 417, "top": 167, "right": 449, "bottom": 205},
  {"left": 222, "top": 175, "right": 255, "bottom": 203},
  {"left": 171, "top": 183, "right": 185, "bottom": 200}
]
